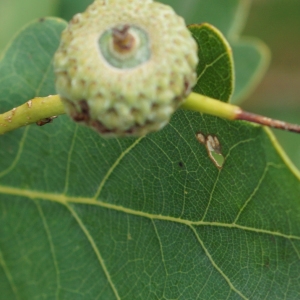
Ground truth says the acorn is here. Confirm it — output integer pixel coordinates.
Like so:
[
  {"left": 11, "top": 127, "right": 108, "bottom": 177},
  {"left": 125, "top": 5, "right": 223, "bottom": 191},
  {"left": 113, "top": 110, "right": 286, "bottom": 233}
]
[{"left": 54, "top": 0, "right": 198, "bottom": 136}]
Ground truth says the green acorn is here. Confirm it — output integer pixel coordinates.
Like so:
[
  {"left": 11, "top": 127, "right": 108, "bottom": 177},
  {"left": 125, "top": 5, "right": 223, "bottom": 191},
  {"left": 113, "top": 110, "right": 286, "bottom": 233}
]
[{"left": 54, "top": 0, "right": 198, "bottom": 136}]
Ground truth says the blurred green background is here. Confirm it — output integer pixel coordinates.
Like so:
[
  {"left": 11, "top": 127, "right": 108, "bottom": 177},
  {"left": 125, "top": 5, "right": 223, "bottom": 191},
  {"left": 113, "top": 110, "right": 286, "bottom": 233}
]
[
  {"left": 0, "top": 0, "right": 299, "bottom": 168},
  {"left": 243, "top": 0, "right": 300, "bottom": 170}
]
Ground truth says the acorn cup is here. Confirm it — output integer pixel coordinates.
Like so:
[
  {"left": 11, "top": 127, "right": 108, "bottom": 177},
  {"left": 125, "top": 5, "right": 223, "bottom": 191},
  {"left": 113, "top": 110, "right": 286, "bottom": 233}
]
[{"left": 53, "top": 0, "right": 198, "bottom": 137}]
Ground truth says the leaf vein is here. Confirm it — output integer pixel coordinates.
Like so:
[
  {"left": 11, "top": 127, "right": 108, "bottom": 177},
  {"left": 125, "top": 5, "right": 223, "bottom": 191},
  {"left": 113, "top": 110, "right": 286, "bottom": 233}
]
[
  {"left": 189, "top": 225, "right": 248, "bottom": 300},
  {"left": 94, "top": 136, "right": 144, "bottom": 200},
  {"left": 63, "top": 125, "right": 79, "bottom": 194},
  {"left": 151, "top": 220, "right": 168, "bottom": 296},
  {"left": 0, "top": 248, "right": 20, "bottom": 300},
  {"left": 197, "top": 52, "right": 228, "bottom": 82},
  {"left": 35, "top": 200, "right": 61, "bottom": 300},
  {"left": 1, "top": 185, "right": 300, "bottom": 241},
  {"left": 202, "top": 137, "right": 256, "bottom": 221},
  {"left": 65, "top": 203, "right": 121, "bottom": 300},
  {"left": 0, "top": 127, "right": 29, "bottom": 178},
  {"left": 233, "top": 163, "right": 270, "bottom": 224},
  {"left": 290, "top": 240, "right": 300, "bottom": 260}
]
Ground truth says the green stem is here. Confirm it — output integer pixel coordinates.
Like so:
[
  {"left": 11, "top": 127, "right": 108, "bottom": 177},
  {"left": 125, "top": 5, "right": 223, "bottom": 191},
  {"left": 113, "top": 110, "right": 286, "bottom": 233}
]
[
  {"left": 0, "top": 95, "right": 65, "bottom": 135},
  {"left": 183, "top": 93, "right": 300, "bottom": 134},
  {"left": 182, "top": 92, "right": 242, "bottom": 120},
  {"left": 0, "top": 92, "right": 300, "bottom": 135}
]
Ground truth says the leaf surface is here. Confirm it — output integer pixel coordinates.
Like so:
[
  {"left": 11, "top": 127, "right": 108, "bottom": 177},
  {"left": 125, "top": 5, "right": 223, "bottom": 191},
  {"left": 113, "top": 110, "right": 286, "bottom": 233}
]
[{"left": 0, "top": 11, "right": 300, "bottom": 300}]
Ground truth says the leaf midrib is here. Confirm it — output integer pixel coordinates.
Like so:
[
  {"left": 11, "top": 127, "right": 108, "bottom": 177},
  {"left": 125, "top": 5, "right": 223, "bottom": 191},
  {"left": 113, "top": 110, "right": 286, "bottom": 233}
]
[{"left": 0, "top": 184, "right": 299, "bottom": 241}]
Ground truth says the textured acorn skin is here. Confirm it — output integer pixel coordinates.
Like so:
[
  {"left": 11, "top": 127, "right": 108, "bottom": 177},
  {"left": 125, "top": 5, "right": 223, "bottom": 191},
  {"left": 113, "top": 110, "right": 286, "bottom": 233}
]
[{"left": 54, "top": 0, "right": 198, "bottom": 136}]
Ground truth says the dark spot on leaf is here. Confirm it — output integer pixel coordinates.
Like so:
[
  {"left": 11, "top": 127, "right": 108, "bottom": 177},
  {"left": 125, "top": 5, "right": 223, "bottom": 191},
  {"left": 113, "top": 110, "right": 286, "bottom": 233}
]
[
  {"left": 178, "top": 161, "right": 184, "bottom": 168},
  {"left": 264, "top": 257, "right": 270, "bottom": 269},
  {"left": 39, "top": 18, "right": 45, "bottom": 22}
]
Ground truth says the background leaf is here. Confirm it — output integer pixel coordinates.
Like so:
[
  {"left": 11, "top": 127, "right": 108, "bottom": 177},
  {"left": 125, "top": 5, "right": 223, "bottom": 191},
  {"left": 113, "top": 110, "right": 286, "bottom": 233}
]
[
  {"left": 188, "top": 24, "right": 234, "bottom": 102},
  {"left": 242, "top": 0, "right": 300, "bottom": 170},
  {"left": 57, "top": 0, "right": 93, "bottom": 22},
  {"left": 0, "top": 9, "right": 300, "bottom": 300},
  {"left": 0, "top": 0, "right": 58, "bottom": 52},
  {"left": 161, "top": 0, "right": 270, "bottom": 103}
]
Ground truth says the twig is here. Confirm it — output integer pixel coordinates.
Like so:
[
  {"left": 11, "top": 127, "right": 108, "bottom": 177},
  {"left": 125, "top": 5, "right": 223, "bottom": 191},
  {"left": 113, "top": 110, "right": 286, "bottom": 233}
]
[
  {"left": 0, "top": 95, "right": 65, "bottom": 135},
  {"left": 1, "top": 92, "right": 299, "bottom": 135}
]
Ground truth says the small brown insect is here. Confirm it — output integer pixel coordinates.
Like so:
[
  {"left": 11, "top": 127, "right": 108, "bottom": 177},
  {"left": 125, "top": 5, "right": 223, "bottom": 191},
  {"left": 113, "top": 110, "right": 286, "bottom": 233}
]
[{"left": 36, "top": 116, "right": 57, "bottom": 126}]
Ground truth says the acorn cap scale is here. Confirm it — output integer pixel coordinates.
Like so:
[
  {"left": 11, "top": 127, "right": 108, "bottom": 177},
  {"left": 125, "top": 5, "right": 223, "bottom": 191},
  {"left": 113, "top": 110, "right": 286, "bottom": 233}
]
[{"left": 54, "top": 0, "right": 198, "bottom": 137}]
